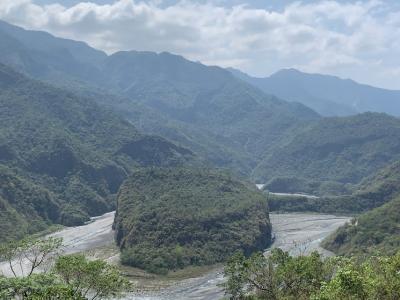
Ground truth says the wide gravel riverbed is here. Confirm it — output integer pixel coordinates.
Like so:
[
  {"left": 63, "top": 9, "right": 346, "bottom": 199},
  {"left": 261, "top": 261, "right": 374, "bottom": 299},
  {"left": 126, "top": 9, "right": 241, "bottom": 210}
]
[
  {"left": 0, "top": 212, "right": 350, "bottom": 299},
  {"left": 124, "top": 213, "right": 351, "bottom": 300}
]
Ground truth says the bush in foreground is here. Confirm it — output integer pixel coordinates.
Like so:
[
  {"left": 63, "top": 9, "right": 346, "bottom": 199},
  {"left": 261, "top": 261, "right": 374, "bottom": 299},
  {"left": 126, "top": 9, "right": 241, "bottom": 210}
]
[
  {"left": 224, "top": 248, "right": 400, "bottom": 300},
  {"left": 0, "top": 237, "right": 130, "bottom": 299}
]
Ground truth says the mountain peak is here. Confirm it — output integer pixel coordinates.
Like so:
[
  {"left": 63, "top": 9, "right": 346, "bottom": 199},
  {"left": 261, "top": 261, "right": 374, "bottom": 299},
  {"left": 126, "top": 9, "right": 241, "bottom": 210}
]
[{"left": 271, "top": 68, "right": 312, "bottom": 79}]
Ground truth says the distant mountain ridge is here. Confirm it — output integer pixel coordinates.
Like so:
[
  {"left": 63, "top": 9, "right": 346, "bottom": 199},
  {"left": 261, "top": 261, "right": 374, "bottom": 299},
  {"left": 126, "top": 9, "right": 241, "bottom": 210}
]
[
  {"left": 3, "top": 19, "right": 400, "bottom": 195},
  {"left": 229, "top": 67, "right": 400, "bottom": 117},
  {"left": 0, "top": 20, "right": 319, "bottom": 177}
]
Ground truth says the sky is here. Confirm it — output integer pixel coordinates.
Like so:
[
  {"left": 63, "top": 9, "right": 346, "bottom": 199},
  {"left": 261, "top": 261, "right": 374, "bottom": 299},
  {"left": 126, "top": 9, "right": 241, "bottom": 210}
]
[{"left": 0, "top": 0, "right": 399, "bottom": 89}]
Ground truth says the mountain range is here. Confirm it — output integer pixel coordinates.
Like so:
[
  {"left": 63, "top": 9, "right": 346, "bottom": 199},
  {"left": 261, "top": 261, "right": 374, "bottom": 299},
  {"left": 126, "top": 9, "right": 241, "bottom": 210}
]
[
  {"left": 2, "top": 20, "right": 400, "bottom": 192},
  {"left": 229, "top": 67, "right": 400, "bottom": 117},
  {"left": 2, "top": 18, "right": 400, "bottom": 251}
]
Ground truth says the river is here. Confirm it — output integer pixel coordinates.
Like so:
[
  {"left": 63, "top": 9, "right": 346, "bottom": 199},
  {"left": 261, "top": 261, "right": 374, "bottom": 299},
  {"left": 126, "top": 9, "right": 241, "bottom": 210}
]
[
  {"left": 125, "top": 213, "right": 350, "bottom": 300},
  {"left": 0, "top": 211, "right": 350, "bottom": 299}
]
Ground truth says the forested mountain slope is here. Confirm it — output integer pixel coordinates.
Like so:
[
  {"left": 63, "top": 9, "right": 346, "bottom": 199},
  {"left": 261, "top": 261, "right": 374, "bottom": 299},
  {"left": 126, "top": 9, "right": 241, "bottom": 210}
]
[
  {"left": 2, "top": 20, "right": 400, "bottom": 193},
  {"left": 323, "top": 160, "right": 400, "bottom": 255},
  {"left": 99, "top": 51, "right": 318, "bottom": 166},
  {"left": 0, "top": 20, "right": 106, "bottom": 86},
  {"left": 114, "top": 167, "right": 271, "bottom": 274},
  {"left": 0, "top": 20, "right": 319, "bottom": 177},
  {"left": 324, "top": 196, "right": 400, "bottom": 256},
  {"left": 0, "top": 63, "right": 194, "bottom": 242},
  {"left": 253, "top": 112, "right": 400, "bottom": 194}
]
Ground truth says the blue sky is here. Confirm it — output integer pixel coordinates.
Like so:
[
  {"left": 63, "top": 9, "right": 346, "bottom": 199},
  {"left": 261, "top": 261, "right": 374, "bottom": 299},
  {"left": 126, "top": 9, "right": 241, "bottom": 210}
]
[{"left": 1, "top": 0, "right": 400, "bottom": 89}]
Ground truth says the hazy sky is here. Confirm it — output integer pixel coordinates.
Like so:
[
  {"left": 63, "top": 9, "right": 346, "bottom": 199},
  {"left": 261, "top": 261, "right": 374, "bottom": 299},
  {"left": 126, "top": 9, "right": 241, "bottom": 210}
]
[{"left": 1, "top": 0, "right": 399, "bottom": 89}]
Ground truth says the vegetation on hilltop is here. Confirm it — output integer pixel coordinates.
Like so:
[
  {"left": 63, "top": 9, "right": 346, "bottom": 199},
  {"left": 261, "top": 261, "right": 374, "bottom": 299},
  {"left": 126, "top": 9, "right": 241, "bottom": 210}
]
[{"left": 114, "top": 167, "right": 271, "bottom": 274}]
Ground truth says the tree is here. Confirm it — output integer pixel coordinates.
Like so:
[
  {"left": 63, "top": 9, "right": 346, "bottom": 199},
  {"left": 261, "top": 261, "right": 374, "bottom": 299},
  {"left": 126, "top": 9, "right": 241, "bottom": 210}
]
[
  {"left": 0, "top": 237, "right": 62, "bottom": 277},
  {"left": 55, "top": 254, "right": 130, "bottom": 300},
  {"left": 0, "top": 273, "right": 83, "bottom": 299},
  {"left": 0, "top": 237, "right": 131, "bottom": 299}
]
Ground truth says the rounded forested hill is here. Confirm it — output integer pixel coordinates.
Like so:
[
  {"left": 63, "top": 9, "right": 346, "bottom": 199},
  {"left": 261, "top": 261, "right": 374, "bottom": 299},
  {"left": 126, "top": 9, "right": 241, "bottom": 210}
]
[{"left": 114, "top": 167, "right": 271, "bottom": 274}]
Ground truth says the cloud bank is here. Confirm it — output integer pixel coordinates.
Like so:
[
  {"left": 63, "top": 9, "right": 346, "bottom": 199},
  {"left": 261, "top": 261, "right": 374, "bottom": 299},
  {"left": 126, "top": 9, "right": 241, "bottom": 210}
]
[{"left": 0, "top": 0, "right": 399, "bottom": 89}]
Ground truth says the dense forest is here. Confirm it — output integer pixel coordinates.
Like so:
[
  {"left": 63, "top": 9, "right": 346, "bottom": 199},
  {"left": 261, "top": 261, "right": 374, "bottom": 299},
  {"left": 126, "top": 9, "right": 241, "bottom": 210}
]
[
  {"left": 114, "top": 167, "right": 271, "bottom": 274},
  {"left": 1, "top": 17, "right": 400, "bottom": 299},
  {"left": 254, "top": 112, "right": 400, "bottom": 194},
  {"left": 323, "top": 196, "right": 400, "bottom": 256},
  {"left": 2, "top": 21, "right": 400, "bottom": 196},
  {"left": 321, "top": 160, "right": 400, "bottom": 255},
  {"left": 267, "top": 159, "right": 400, "bottom": 215},
  {"left": 0, "top": 63, "right": 194, "bottom": 242}
]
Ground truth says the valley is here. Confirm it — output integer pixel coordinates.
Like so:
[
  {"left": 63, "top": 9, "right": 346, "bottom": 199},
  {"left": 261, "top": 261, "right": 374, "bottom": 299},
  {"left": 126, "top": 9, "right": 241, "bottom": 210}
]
[
  {"left": 0, "top": 210, "right": 350, "bottom": 299},
  {"left": 0, "top": 10, "right": 400, "bottom": 299}
]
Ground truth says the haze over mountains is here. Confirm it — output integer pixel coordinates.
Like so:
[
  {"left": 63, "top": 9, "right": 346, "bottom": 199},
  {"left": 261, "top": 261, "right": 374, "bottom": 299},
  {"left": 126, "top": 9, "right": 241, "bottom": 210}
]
[
  {"left": 2, "top": 20, "right": 400, "bottom": 189},
  {"left": 229, "top": 67, "right": 400, "bottom": 117},
  {"left": 1, "top": 18, "right": 400, "bottom": 262}
]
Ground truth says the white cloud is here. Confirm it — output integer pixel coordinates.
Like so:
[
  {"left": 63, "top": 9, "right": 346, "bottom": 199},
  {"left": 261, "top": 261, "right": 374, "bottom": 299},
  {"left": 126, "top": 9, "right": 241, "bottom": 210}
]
[{"left": 0, "top": 0, "right": 399, "bottom": 89}]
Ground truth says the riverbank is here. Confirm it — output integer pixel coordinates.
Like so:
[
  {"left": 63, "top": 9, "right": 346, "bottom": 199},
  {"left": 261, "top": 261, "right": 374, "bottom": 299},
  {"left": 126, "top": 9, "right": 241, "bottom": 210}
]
[{"left": 1, "top": 211, "right": 351, "bottom": 299}]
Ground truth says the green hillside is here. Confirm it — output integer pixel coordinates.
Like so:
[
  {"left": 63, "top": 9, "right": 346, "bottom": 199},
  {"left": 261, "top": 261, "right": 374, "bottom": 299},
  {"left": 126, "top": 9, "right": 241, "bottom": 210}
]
[
  {"left": 0, "top": 63, "right": 194, "bottom": 242},
  {"left": 267, "top": 159, "right": 400, "bottom": 214},
  {"left": 323, "top": 160, "right": 400, "bottom": 255},
  {"left": 0, "top": 21, "right": 319, "bottom": 178},
  {"left": 114, "top": 167, "right": 271, "bottom": 274},
  {"left": 323, "top": 196, "right": 400, "bottom": 256},
  {"left": 3, "top": 21, "right": 400, "bottom": 199},
  {"left": 254, "top": 112, "right": 400, "bottom": 194}
]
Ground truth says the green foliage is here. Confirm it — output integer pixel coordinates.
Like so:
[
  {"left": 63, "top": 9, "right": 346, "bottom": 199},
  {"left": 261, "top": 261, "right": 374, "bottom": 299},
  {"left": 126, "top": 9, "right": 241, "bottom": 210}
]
[
  {"left": 267, "top": 159, "right": 400, "bottom": 215},
  {"left": 253, "top": 113, "right": 400, "bottom": 195},
  {"left": 115, "top": 167, "right": 271, "bottom": 274},
  {"left": 0, "top": 273, "right": 82, "bottom": 300},
  {"left": 320, "top": 160, "right": 400, "bottom": 256},
  {"left": 55, "top": 254, "right": 130, "bottom": 299},
  {"left": 0, "top": 63, "right": 194, "bottom": 242},
  {"left": 0, "top": 237, "right": 130, "bottom": 299},
  {"left": 224, "top": 249, "right": 400, "bottom": 300},
  {"left": 323, "top": 196, "right": 400, "bottom": 256},
  {"left": 0, "top": 236, "right": 63, "bottom": 277}
]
